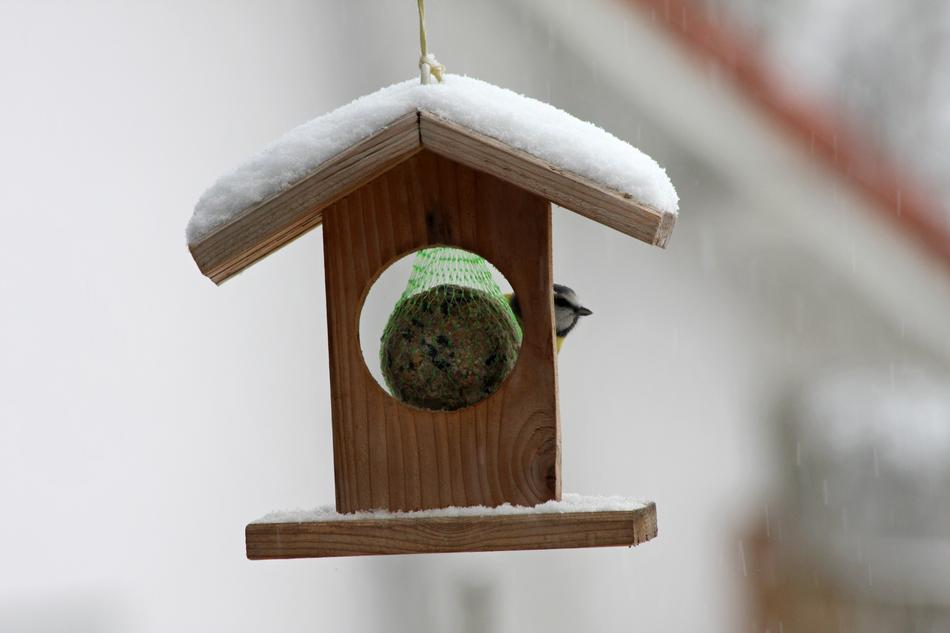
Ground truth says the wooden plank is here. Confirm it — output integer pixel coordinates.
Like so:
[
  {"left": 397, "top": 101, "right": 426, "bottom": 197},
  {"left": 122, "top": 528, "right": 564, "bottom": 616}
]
[
  {"left": 418, "top": 111, "right": 676, "bottom": 248},
  {"left": 190, "top": 112, "right": 422, "bottom": 284},
  {"left": 323, "top": 150, "right": 559, "bottom": 513},
  {"left": 246, "top": 503, "right": 657, "bottom": 559}
]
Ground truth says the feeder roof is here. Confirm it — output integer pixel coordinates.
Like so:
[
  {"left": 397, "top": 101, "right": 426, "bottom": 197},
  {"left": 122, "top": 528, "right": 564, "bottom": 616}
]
[{"left": 187, "top": 75, "right": 679, "bottom": 283}]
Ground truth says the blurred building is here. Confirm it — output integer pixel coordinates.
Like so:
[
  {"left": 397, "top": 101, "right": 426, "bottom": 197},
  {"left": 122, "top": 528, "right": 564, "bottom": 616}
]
[{"left": 747, "top": 369, "right": 950, "bottom": 633}]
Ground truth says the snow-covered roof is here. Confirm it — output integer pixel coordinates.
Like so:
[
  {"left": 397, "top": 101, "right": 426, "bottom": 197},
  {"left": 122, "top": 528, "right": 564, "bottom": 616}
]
[
  {"left": 186, "top": 75, "right": 678, "bottom": 248},
  {"left": 187, "top": 75, "right": 679, "bottom": 276}
]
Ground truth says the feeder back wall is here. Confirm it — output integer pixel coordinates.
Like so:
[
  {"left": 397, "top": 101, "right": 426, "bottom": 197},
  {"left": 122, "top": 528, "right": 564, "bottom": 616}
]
[{"left": 322, "top": 150, "right": 559, "bottom": 513}]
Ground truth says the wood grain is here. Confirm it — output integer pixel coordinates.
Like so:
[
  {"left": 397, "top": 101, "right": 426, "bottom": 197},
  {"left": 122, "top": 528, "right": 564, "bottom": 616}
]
[
  {"left": 418, "top": 111, "right": 676, "bottom": 248},
  {"left": 246, "top": 504, "right": 657, "bottom": 559},
  {"left": 323, "top": 151, "right": 559, "bottom": 514},
  {"left": 190, "top": 112, "right": 421, "bottom": 284}
]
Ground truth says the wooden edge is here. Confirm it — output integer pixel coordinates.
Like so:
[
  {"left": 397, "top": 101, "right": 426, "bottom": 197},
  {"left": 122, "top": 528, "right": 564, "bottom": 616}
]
[
  {"left": 418, "top": 111, "right": 674, "bottom": 249},
  {"left": 245, "top": 503, "right": 657, "bottom": 559},
  {"left": 189, "top": 112, "right": 422, "bottom": 284},
  {"left": 655, "top": 209, "right": 677, "bottom": 248}
]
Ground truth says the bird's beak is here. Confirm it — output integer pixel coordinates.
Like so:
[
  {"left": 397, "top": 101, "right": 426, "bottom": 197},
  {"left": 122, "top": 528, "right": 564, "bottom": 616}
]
[{"left": 576, "top": 306, "right": 593, "bottom": 317}]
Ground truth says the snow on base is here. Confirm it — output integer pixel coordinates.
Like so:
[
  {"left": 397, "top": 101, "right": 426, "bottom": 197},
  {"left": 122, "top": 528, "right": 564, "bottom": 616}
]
[
  {"left": 187, "top": 75, "right": 679, "bottom": 244},
  {"left": 251, "top": 493, "right": 647, "bottom": 524}
]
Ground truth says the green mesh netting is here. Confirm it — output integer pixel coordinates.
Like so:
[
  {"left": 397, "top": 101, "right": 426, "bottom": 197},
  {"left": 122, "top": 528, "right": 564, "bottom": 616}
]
[{"left": 380, "top": 247, "right": 523, "bottom": 411}]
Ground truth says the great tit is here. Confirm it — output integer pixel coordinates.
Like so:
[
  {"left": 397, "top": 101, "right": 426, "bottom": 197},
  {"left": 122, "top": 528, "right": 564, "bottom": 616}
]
[{"left": 507, "top": 284, "right": 593, "bottom": 352}]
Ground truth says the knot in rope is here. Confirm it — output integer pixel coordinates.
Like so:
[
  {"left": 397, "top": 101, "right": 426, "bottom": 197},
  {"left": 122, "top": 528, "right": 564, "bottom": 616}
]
[
  {"left": 419, "top": 53, "right": 445, "bottom": 85},
  {"left": 417, "top": 0, "right": 445, "bottom": 85}
]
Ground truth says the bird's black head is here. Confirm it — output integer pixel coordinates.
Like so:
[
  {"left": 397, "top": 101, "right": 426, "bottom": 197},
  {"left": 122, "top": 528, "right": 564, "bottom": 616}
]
[{"left": 553, "top": 284, "right": 592, "bottom": 338}]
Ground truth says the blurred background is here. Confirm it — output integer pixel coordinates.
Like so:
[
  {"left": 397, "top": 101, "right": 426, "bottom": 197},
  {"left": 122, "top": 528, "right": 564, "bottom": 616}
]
[{"left": 2, "top": 0, "right": 950, "bottom": 631}]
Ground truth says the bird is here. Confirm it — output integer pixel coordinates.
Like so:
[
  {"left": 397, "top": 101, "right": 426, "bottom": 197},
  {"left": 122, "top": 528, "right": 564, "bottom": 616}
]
[{"left": 507, "top": 284, "right": 593, "bottom": 352}]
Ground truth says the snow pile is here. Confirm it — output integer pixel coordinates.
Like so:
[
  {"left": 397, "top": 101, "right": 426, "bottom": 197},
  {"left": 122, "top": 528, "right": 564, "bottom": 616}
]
[
  {"left": 187, "top": 75, "right": 679, "bottom": 244},
  {"left": 252, "top": 493, "right": 647, "bottom": 524}
]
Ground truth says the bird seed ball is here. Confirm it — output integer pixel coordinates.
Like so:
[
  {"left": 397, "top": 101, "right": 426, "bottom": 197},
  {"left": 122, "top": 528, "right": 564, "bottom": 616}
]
[{"left": 380, "top": 284, "right": 520, "bottom": 411}]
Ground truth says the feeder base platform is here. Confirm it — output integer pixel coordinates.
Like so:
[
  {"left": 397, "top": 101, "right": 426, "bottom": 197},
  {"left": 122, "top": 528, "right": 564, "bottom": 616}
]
[{"left": 246, "top": 501, "right": 657, "bottom": 559}]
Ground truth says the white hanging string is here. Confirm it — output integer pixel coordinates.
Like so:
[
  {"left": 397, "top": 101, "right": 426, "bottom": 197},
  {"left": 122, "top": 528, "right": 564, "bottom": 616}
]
[{"left": 417, "top": 0, "right": 445, "bottom": 84}]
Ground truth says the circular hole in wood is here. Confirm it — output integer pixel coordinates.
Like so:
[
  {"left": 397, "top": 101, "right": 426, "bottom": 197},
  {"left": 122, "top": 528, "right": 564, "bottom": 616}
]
[{"left": 359, "top": 247, "right": 523, "bottom": 412}]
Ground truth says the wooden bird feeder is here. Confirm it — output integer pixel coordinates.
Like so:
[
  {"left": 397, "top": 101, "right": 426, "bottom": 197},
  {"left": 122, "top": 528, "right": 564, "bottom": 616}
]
[{"left": 187, "top": 78, "right": 677, "bottom": 559}]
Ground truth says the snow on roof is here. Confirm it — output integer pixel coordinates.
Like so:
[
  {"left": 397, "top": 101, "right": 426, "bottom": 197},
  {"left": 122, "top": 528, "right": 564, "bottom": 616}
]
[
  {"left": 251, "top": 492, "right": 647, "bottom": 524},
  {"left": 186, "top": 75, "right": 679, "bottom": 245}
]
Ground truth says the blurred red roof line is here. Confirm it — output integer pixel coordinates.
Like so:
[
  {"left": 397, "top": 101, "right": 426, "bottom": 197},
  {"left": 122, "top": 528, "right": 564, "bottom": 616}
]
[{"left": 620, "top": 0, "right": 950, "bottom": 267}]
